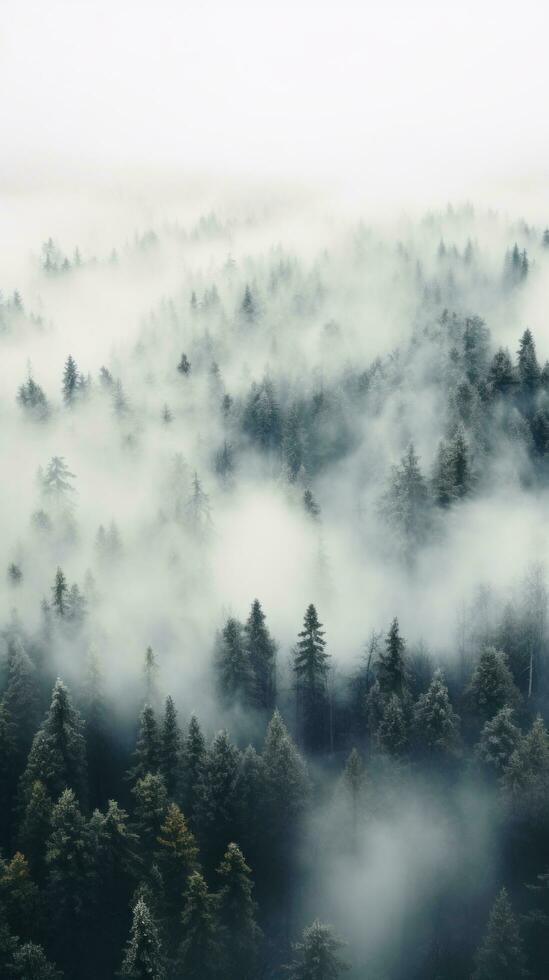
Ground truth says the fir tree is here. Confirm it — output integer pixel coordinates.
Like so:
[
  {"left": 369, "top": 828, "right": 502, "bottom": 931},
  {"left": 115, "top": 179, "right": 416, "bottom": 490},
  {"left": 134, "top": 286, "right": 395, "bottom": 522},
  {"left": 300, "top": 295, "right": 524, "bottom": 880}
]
[
  {"left": 241, "top": 284, "right": 256, "bottom": 323},
  {"left": 17, "top": 781, "right": 53, "bottom": 882},
  {"left": 383, "top": 443, "right": 431, "bottom": 559},
  {"left": 177, "top": 352, "right": 191, "bottom": 375},
  {"left": 181, "top": 715, "right": 206, "bottom": 822},
  {"left": 143, "top": 645, "right": 159, "bottom": 706},
  {"left": 9, "top": 942, "right": 62, "bottom": 979},
  {"left": 472, "top": 887, "right": 526, "bottom": 979},
  {"left": 51, "top": 567, "right": 69, "bottom": 617},
  {"left": 294, "top": 604, "right": 330, "bottom": 752},
  {"left": 517, "top": 328, "right": 540, "bottom": 394},
  {"left": 120, "top": 897, "right": 166, "bottom": 980},
  {"left": 156, "top": 802, "right": 199, "bottom": 941},
  {"left": 376, "top": 693, "right": 408, "bottom": 757},
  {"left": 217, "top": 842, "right": 262, "bottom": 980}
]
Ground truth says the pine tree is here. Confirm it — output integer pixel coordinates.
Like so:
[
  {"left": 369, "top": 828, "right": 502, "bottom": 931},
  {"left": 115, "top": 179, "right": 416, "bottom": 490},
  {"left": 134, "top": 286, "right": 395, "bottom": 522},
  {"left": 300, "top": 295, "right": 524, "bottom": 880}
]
[
  {"left": 177, "top": 352, "right": 191, "bottom": 375},
  {"left": 9, "top": 941, "right": 62, "bottom": 979},
  {"left": 62, "top": 356, "right": 79, "bottom": 404},
  {"left": 476, "top": 707, "right": 521, "bottom": 775},
  {"left": 177, "top": 872, "right": 220, "bottom": 980},
  {"left": 17, "top": 375, "right": 49, "bottom": 420},
  {"left": 185, "top": 472, "right": 213, "bottom": 539},
  {"left": 294, "top": 604, "right": 330, "bottom": 752},
  {"left": 0, "top": 851, "right": 42, "bottom": 940},
  {"left": 3, "top": 638, "right": 40, "bottom": 776},
  {"left": 120, "top": 897, "right": 166, "bottom": 980},
  {"left": 284, "top": 920, "right": 349, "bottom": 980},
  {"left": 488, "top": 348, "right": 515, "bottom": 396},
  {"left": 181, "top": 715, "right": 206, "bottom": 822},
  {"left": 377, "top": 618, "right": 408, "bottom": 698},
  {"left": 20, "top": 679, "right": 88, "bottom": 806},
  {"left": 412, "top": 669, "right": 461, "bottom": 759},
  {"left": 41, "top": 456, "right": 76, "bottom": 507},
  {"left": 472, "top": 887, "right": 526, "bottom": 979},
  {"left": 217, "top": 842, "right": 262, "bottom": 980},
  {"left": 502, "top": 716, "right": 549, "bottom": 822},
  {"left": 160, "top": 696, "right": 181, "bottom": 798},
  {"left": 241, "top": 284, "right": 256, "bottom": 323},
  {"left": 215, "top": 617, "right": 253, "bottom": 707}
]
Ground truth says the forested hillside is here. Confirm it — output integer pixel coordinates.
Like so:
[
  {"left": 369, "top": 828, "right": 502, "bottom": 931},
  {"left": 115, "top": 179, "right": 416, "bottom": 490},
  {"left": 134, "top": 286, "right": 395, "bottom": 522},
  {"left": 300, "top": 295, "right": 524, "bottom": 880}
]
[{"left": 2, "top": 195, "right": 549, "bottom": 978}]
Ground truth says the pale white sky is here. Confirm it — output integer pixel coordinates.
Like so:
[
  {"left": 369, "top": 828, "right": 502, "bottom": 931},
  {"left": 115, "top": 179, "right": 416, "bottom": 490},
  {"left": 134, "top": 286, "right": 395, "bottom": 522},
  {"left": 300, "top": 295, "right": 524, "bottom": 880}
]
[{"left": 1, "top": 0, "right": 548, "bottom": 202}]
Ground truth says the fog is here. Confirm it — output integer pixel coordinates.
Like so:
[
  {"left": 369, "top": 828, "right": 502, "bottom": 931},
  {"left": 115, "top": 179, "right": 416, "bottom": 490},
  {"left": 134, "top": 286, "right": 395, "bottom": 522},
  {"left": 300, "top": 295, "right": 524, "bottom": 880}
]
[{"left": 2, "top": 3, "right": 549, "bottom": 978}]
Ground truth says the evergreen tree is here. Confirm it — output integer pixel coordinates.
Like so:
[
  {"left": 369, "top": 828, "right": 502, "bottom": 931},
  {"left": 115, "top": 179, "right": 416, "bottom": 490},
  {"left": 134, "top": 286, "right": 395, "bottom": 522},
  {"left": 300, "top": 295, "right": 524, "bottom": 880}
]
[
  {"left": 412, "top": 669, "right": 461, "bottom": 759},
  {"left": 244, "top": 598, "right": 277, "bottom": 710},
  {"left": 62, "top": 355, "right": 79, "bottom": 404},
  {"left": 217, "top": 842, "right": 262, "bottom": 980},
  {"left": 377, "top": 618, "right": 408, "bottom": 698},
  {"left": 9, "top": 942, "right": 62, "bottom": 979},
  {"left": 181, "top": 715, "right": 206, "bottom": 822},
  {"left": 129, "top": 704, "right": 160, "bottom": 783},
  {"left": 185, "top": 472, "right": 213, "bottom": 539},
  {"left": 472, "top": 887, "right": 526, "bottom": 979},
  {"left": 17, "top": 781, "right": 53, "bottom": 881},
  {"left": 193, "top": 731, "right": 241, "bottom": 868},
  {"left": 45, "top": 788, "right": 94, "bottom": 974},
  {"left": 160, "top": 696, "right": 181, "bottom": 798},
  {"left": 143, "top": 646, "right": 159, "bottom": 706},
  {"left": 215, "top": 617, "right": 253, "bottom": 707},
  {"left": 17, "top": 376, "right": 49, "bottom": 420},
  {"left": 120, "top": 897, "right": 166, "bottom": 980},
  {"left": 284, "top": 920, "right": 349, "bottom": 980},
  {"left": 241, "top": 284, "right": 256, "bottom": 323},
  {"left": 156, "top": 802, "right": 199, "bottom": 943},
  {"left": 177, "top": 872, "right": 220, "bottom": 980},
  {"left": 177, "top": 352, "right": 191, "bottom": 375},
  {"left": 132, "top": 773, "right": 169, "bottom": 857},
  {"left": 488, "top": 347, "right": 515, "bottom": 396},
  {"left": 476, "top": 707, "right": 521, "bottom": 775},
  {"left": 20, "top": 679, "right": 88, "bottom": 806},
  {"left": 466, "top": 648, "right": 521, "bottom": 727},
  {"left": 0, "top": 851, "right": 42, "bottom": 941},
  {"left": 383, "top": 443, "right": 431, "bottom": 559},
  {"left": 376, "top": 693, "right": 408, "bottom": 757},
  {"left": 343, "top": 748, "right": 367, "bottom": 838},
  {"left": 294, "top": 604, "right": 330, "bottom": 752},
  {"left": 41, "top": 456, "right": 76, "bottom": 507},
  {"left": 51, "top": 567, "right": 69, "bottom": 617},
  {"left": 517, "top": 328, "right": 540, "bottom": 394},
  {"left": 503, "top": 716, "right": 549, "bottom": 822}
]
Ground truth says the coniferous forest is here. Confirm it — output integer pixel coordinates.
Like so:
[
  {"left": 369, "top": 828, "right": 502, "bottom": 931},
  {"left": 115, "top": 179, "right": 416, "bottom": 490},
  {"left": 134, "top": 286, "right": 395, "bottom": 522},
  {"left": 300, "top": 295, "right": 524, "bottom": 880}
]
[{"left": 2, "top": 191, "right": 549, "bottom": 980}]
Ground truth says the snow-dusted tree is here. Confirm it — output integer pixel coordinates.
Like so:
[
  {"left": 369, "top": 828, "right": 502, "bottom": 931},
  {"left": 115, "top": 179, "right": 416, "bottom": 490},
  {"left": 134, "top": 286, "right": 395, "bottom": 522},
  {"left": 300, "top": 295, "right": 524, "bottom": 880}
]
[
  {"left": 412, "top": 669, "right": 461, "bottom": 759},
  {"left": 476, "top": 707, "right": 521, "bottom": 775},
  {"left": 20, "top": 679, "right": 87, "bottom": 806},
  {"left": 120, "top": 897, "right": 166, "bottom": 980}
]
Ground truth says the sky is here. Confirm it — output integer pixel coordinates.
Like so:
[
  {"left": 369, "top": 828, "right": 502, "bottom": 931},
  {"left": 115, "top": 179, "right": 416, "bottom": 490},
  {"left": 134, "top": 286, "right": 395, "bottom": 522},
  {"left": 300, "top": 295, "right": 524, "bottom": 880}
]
[{"left": 1, "top": 0, "right": 549, "bottom": 207}]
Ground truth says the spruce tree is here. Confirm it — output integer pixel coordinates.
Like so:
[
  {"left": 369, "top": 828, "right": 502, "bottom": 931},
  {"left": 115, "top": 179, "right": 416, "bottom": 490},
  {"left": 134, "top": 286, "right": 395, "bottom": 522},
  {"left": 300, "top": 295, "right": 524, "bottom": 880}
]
[
  {"left": 284, "top": 920, "right": 349, "bottom": 980},
  {"left": 412, "top": 669, "right": 461, "bottom": 759},
  {"left": 62, "top": 355, "right": 79, "bottom": 405},
  {"left": 215, "top": 617, "right": 252, "bottom": 707},
  {"left": 244, "top": 599, "right": 277, "bottom": 710},
  {"left": 466, "top": 647, "right": 521, "bottom": 727},
  {"left": 177, "top": 872, "right": 220, "bottom": 980},
  {"left": 193, "top": 731, "right": 241, "bottom": 868},
  {"left": 20, "top": 679, "right": 88, "bottom": 806},
  {"left": 376, "top": 694, "right": 408, "bottom": 757},
  {"left": 383, "top": 443, "right": 431, "bottom": 559},
  {"left": 160, "top": 696, "right": 181, "bottom": 798},
  {"left": 156, "top": 802, "right": 199, "bottom": 938},
  {"left": 294, "top": 604, "right": 330, "bottom": 752},
  {"left": 120, "top": 897, "right": 166, "bottom": 980},
  {"left": 10, "top": 942, "right": 62, "bottom": 979},
  {"left": 51, "top": 568, "right": 69, "bottom": 617},
  {"left": 217, "top": 842, "right": 262, "bottom": 980},
  {"left": 131, "top": 773, "right": 169, "bottom": 858},
  {"left": 181, "top": 715, "right": 206, "bottom": 823},
  {"left": 377, "top": 618, "right": 408, "bottom": 698},
  {"left": 472, "top": 887, "right": 526, "bottom": 979},
  {"left": 476, "top": 707, "right": 521, "bottom": 775},
  {"left": 17, "top": 781, "right": 53, "bottom": 882},
  {"left": 129, "top": 704, "right": 160, "bottom": 783}
]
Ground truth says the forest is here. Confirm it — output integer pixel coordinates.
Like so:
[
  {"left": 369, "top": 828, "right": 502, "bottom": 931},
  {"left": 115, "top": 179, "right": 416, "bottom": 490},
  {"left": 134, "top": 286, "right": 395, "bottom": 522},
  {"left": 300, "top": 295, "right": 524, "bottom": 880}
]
[{"left": 2, "top": 193, "right": 549, "bottom": 980}]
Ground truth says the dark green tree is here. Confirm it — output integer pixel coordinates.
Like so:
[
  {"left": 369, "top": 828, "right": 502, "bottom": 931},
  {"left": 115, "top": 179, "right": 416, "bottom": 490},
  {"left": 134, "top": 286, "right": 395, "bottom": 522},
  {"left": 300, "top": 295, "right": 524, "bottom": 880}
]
[
  {"left": 217, "top": 842, "right": 262, "bottom": 980},
  {"left": 20, "top": 679, "right": 88, "bottom": 807},
  {"left": 472, "top": 887, "right": 526, "bottom": 980},
  {"left": 160, "top": 696, "right": 181, "bottom": 799},
  {"left": 244, "top": 599, "right": 277, "bottom": 710},
  {"left": 120, "top": 897, "right": 166, "bottom": 980},
  {"left": 294, "top": 604, "right": 330, "bottom": 752},
  {"left": 177, "top": 872, "right": 220, "bottom": 980},
  {"left": 284, "top": 920, "right": 349, "bottom": 980}
]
